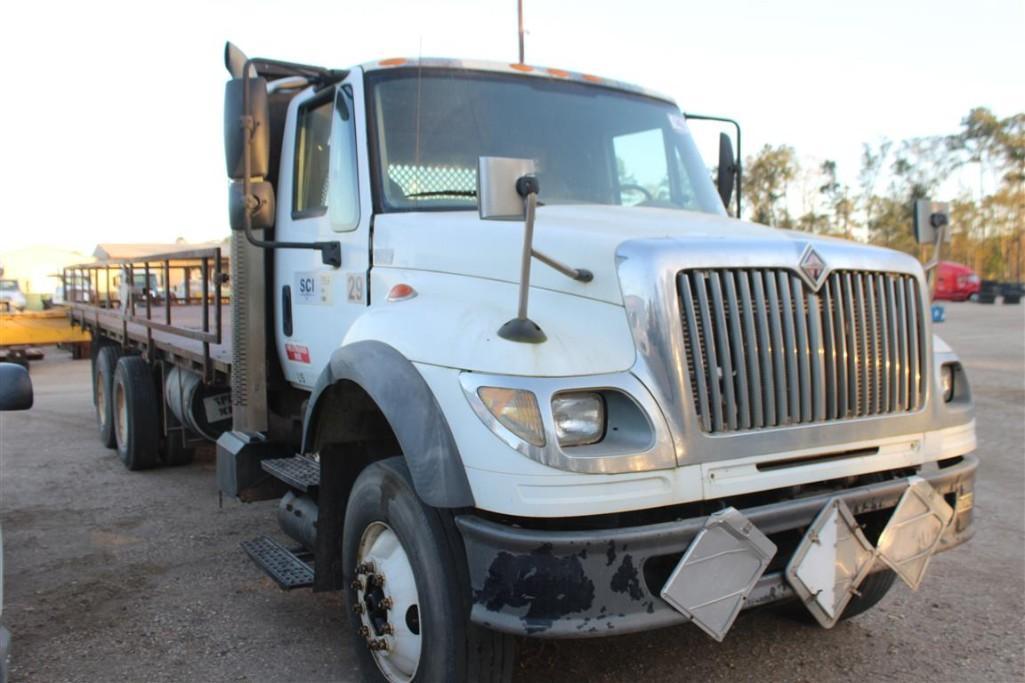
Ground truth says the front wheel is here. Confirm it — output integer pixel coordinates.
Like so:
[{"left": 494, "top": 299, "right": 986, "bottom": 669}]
[{"left": 342, "top": 457, "right": 515, "bottom": 683}]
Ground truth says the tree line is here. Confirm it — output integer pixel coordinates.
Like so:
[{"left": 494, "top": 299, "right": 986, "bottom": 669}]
[{"left": 740, "top": 108, "right": 1024, "bottom": 282}]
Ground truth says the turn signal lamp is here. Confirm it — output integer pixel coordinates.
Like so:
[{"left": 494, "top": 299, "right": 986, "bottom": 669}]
[{"left": 477, "top": 387, "right": 545, "bottom": 446}]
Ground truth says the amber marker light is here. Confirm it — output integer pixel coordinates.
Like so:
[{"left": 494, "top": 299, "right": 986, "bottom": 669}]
[
  {"left": 387, "top": 283, "right": 417, "bottom": 302},
  {"left": 379, "top": 58, "right": 407, "bottom": 67},
  {"left": 509, "top": 63, "right": 534, "bottom": 72}
]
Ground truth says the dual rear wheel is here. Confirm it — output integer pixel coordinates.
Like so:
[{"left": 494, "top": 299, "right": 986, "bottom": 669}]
[{"left": 92, "top": 346, "right": 193, "bottom": 469}]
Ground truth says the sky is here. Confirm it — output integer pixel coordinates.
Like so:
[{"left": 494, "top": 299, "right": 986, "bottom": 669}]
[{"left": 0, "top": 0, "right": 1021, "bottom": 254}]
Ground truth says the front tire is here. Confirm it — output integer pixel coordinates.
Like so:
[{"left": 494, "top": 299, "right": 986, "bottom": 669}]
[
  {"left": 342, "top": 457, "right": 515, "bottom": 683},
  {"left": 112, "top": 356, "right": 160, "bottom": 470}
]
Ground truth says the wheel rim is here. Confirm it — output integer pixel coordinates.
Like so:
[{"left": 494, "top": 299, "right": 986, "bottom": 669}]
[
  {"left": 354, "top": 521, "right": 422, "bottom": 682},
  {"left": 96, "top": 376, "right": 106, "bottom": 425},
  {"left": 114, "top": 381, "right": 128, "bottom": 447}
]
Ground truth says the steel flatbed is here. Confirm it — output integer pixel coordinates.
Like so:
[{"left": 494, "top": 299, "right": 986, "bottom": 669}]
[{"left": 64, "top": 247, "right": 232, "bottom": 381}]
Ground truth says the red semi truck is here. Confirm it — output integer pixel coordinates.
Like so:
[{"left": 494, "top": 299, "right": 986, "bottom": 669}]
[{"left": 933, "top": 261, "right": 981, "bottom": 301}]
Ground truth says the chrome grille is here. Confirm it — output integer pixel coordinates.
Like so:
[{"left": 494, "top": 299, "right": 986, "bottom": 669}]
[{"left": 678, "top": 269, "right": 927, "bottom": 433}]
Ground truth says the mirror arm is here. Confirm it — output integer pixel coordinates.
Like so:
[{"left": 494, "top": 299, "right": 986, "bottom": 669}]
[
  {"left": 239, "top": 58, "right": 341, "bottom": 268},
  {"left": 530, "top": 249, "right": 593, "bottom": 282},
  {"left": 498, "top": 180, "right": 547, "bottom": 343}
]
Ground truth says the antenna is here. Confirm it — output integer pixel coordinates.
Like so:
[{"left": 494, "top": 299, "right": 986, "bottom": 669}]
[
  {"left": 414, "top": 37, "right": 423, "bottom": 204},
  {"left": 517, "top": 0, "right": 525, "bottom": 63}
]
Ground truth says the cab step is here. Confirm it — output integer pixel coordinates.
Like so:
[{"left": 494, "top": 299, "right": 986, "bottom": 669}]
[
  {"left": 261, "top": 456, "right": 320, "bottom": 493},
  {"left": 241, "top": 535, "right": 314, "bottom": 590}
]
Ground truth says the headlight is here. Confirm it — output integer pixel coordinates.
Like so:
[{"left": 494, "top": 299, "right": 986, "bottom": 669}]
[
  {"left": 552, "top": 392, "right": 605, "bottom": 447},
  {"left": 941, "top": 363, "right": 955, "bottom": 402},
  {"left": 477, "top": 387, "right": 545, "bottom": 446}
]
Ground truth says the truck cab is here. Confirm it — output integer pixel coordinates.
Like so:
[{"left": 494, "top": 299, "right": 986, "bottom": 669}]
[{"left": 75, "top": 45, "right": 979, "bottom": 683}]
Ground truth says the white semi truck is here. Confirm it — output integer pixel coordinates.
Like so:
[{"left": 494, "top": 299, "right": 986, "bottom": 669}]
[{"left": 65, "top": 44, "right": 978, "bottom": 682}]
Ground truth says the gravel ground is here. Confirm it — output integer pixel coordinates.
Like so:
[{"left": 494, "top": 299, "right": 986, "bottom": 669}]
[{"left": 0, "top": 301, "right": 1022, "bottom": 682}]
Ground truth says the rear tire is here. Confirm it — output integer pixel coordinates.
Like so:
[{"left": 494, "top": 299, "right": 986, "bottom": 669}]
[
  {"left": 112, "top": 356, "right": 160, "bottom": 470},
  {"left": 94, "top": 345, "right": 120, "bottom": 448},
  {"left": 342, "top": 457, "right": 516, "bottom": 683}
]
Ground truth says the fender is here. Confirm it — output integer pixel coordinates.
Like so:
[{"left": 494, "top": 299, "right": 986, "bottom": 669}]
[{"left": 302, "top": 340, "right": 474, "bottom": 508}]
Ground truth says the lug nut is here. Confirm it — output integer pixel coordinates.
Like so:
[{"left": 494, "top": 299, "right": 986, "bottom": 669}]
[
  {"left": 368, "top": 638, "right": 389, "bottom": 651},
  {"left": 381, "top": 597, "right": 394, "bottom": 610},
  {"left": 370, "top": 574, "right": 386, "bottom": 587},
  {"left": 356, "top": 561, "right": 375, "bottom": 575},
  {"left": 358, "top": 625, "right": 370, "bottom": 638},
  {"left": 380, "top": 623, "right": 395, "bottom": 635},
  {"left": 353, "top": 603, "right": 365, "bottom": 615},
  {"left": 351, "top": 579, "right": 365, "bottom": 591}
]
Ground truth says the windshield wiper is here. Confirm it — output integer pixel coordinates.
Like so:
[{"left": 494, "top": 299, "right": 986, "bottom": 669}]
[{"left": 406, "top": 190, "right": 477, "bottom": 198}]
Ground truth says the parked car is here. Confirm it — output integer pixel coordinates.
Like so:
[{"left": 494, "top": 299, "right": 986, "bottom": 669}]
[
  {"left": 933, "top": 261, "right": 980, "bottom": 301},
  {"left": 0, "top": 280, "right": 26, "bottom": 312}
]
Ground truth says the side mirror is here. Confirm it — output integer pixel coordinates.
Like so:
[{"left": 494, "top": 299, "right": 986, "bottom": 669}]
[
  {"left": 478, "top": 157, "right": 537, "bottom": 221},
  {"left": 224, "top": 77, "right": 271, "bottom": 180},
  {"left": 0, "top": 362, "right": 33, "bottom": 411},
  {"left": 716, "top": 132, "right": 737, "bottom": 210},
  {"left": 913, "top": 199, "right": 951, "bottom": 245},
  {"left": 229, "top": 180, "right": 276, "bottom": 230}
]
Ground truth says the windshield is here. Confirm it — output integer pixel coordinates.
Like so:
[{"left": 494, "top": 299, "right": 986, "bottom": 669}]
[{"left": 368, "top": 69, "right": 724, "bottom": 215}]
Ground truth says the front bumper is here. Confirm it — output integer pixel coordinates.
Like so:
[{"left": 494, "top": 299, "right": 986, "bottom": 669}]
[{"left": 456, "top": 454, "right": 977, "bottom": 638}]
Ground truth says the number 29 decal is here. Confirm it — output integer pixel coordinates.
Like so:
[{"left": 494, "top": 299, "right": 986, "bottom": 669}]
[{"left": 347, "top": 273, "right": 365, "bottom": 303}]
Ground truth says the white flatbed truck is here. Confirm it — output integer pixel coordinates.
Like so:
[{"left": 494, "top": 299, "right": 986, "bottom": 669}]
[{"left": 65, "top": 43, "right": 979, "bottom": 682}]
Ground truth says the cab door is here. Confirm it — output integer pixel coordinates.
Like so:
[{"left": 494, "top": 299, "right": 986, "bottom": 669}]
[{"left": 274, "top": 70, "right": 373, "bottom": 388}]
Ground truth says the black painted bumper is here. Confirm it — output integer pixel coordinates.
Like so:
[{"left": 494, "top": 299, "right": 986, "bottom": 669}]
[{"left": 456, "top": 455, "right": 977, "bottom": 638}]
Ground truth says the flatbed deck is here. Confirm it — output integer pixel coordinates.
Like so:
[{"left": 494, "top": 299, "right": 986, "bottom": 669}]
[
  {"left": 64, "top": 246, "right": 231, "bottom": 380},
  {"left": 71, "top": 303, "right": 233, "bottom": 378}
]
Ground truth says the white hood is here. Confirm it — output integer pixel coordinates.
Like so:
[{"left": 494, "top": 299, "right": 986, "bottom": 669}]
[{"left": 372, "top": 205, "right": 906, "bottom": 305}]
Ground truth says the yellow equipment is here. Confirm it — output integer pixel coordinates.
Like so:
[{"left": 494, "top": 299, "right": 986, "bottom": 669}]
[{"left": 0, "top": 308, "right": 91, "bottom": 364}]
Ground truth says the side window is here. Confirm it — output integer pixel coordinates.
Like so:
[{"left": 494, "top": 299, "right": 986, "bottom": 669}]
[
  {"left": 613, "top": 128, "right": 670, "bottom": 206},
  {"left": 293, "top": 97, "right": 333, "bottom": 217},
  {"left": 328, "top": 86, "right": 360, "bottom": 231}
]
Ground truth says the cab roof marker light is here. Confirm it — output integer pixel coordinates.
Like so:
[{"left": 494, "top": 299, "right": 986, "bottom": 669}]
[
  {"left": 509, "top": 63, "right": 534, "bottom": 72},
  {"left": 379, "top": 58, "right": 407, "bottom": 67},
  {"left": 547, "top": 68, "right": 570, "bottom": 78}
]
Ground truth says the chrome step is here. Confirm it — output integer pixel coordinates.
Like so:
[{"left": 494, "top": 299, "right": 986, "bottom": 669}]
[
  {"left": 261, "top": 456, "right": 320, "bottom": 493},
  {"left": 241, "top": 535, "right": 314, "bottom": 590}
]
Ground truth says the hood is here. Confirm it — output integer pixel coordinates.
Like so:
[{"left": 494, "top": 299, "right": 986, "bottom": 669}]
[{"left": 372, "top": 205, "right": 913, "bottom": 305}]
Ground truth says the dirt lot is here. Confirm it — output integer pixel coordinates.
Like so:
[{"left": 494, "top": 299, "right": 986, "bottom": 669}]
[{"left": 1, "top": 302, "right": 1022, "bottom": 682}]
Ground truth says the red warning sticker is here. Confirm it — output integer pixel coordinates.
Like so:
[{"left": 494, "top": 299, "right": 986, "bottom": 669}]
[{"left": 285, "top": 343, "right": 311, "bottom": 364}]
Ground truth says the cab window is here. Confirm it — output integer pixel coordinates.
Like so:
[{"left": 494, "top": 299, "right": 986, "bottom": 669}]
[{"left": 293, "top": 97, "right": 333, "bottom": 217}]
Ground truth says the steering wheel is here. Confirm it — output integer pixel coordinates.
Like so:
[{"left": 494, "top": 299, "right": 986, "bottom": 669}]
[{"left": 619, "top": 183, "right": 653, "bottom": 202}]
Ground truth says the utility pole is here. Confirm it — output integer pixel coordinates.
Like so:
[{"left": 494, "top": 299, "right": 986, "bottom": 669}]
[{"left": 517, "top": 0, "right": 525, "bottom": 64}]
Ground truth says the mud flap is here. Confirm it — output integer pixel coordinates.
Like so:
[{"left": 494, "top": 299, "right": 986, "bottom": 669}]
[{"left": 660, "top": 507, "right": 776, "bottom": 641}]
